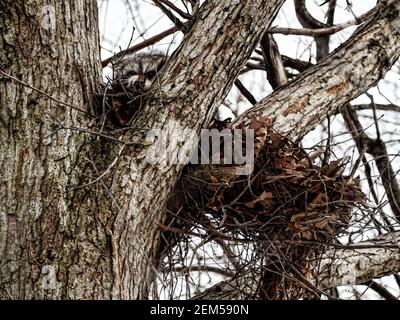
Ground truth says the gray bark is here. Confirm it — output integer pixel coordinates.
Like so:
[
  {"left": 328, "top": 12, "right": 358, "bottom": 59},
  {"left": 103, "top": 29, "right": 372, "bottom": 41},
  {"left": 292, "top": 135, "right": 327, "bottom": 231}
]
[
  {"left": 0, "top": 0, "right": 102, "bottom": 299},
  {"left": 0, "top": 0, "right": 399, "bottom": 300},
  {"left": 0, "top": 0, "right": 285, "bottom": 299},
  {"left": 193, "top": 0, "right": 400, "bottom": 299},
  {"left": 317, "top": 233, "right": 400, "bottom": 290},
  {"left": 99, "top": 0, "right": 284, "bottom": 300},
  {"left": 234, "top": 0, "right": 400, "bottom": 142}
]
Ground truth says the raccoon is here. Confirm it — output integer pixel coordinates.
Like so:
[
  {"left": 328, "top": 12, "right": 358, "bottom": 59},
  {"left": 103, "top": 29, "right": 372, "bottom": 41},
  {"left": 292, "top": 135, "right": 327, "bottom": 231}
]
[
  {"left": 108, "top": 51, "right": 167, "bottom": 126},
  {"left": 113, "top": 52, "right": 167, "bottom": 91}
]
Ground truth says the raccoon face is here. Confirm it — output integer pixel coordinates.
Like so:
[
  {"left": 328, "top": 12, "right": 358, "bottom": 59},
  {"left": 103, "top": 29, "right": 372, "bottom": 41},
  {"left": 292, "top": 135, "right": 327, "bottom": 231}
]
[{"left": 114, "top": 52, "right": 167, "bottom": 91}]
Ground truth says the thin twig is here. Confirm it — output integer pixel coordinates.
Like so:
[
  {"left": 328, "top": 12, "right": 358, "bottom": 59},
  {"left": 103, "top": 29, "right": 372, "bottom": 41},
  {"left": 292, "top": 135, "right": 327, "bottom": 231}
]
[
  {"left": 101, "top": 26, "right": 178, "bottom": 67},
  {"left": 234, "top": 79, "right": 257, "bottom": 105}
]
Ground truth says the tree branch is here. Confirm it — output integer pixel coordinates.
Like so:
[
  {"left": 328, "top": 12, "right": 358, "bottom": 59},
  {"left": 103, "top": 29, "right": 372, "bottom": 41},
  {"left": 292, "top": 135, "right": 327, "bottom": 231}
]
[
  {"left": 365, "top": 280, "right": 397, "bottom": 300},
  {"left": 102, "top": 0, "right": 285, "bottom": 298},
  {"left": 317, "top": 233, "right": 400, "bottom": 290},
  {"left": 191, "top": 0, "right": 400, "bottom": 299},
  {"left": 233, "top": 0, "right": 400, "bottom": 142},
  {"left": 194, "top": 232, "right": 400, "bottom": 299},
  {"left": 153, "top": 0, "right": 187, "bottom": 32},
  {"left": 352, "top": 103, "right": 400, "bottom": 113},
  {"left": 294, "top": 0, "right": 329, "bottom": 61},
  {"left": 342, "top": 104, "right": 400, "bottom": 221},
  {"left": 268, "top": 4, "right": 376, "bottom": 37},
  {"left": 101, "top": 26, "right": 179, "bottom": 67},
  {"left": 260, "top": 33, "right": 288, "bottom": 89}
]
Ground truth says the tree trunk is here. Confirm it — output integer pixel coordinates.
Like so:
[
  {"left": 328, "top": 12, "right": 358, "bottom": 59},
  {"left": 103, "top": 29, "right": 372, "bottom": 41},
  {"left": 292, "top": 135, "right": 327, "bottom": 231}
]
[
  {"left": 0, "top": 0, "right": 105, "bottom": 299},
  {"left": 1, "top": 0, "right": 399, "bottom": 300},
  {"left": 0, "top": 0, "right": 285, "bottom": 299}
]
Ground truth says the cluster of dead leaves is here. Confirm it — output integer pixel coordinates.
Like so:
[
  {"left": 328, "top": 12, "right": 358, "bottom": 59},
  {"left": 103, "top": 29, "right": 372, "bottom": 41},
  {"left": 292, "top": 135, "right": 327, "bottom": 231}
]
[{"left": 201, "top": 117, "right": 365, "bottom": 241}]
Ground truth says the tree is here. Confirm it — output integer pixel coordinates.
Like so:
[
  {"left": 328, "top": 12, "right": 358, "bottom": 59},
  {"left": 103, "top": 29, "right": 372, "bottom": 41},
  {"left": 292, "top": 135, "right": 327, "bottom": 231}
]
[{"left": 0, "top": 0, "right": 399, "bottom": 300}]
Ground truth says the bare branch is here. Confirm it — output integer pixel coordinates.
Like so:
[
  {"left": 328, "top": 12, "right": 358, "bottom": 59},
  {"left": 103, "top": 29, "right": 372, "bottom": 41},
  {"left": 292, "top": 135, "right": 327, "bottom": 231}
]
[
  {"left": 153, "top": 0, "right": 187, "bottom": 32},
  {"left": 234, "top": 79, "right": 257, "bottom": 105},
  {"left": 233, "top": 0, "right": 400, "bottom": 142},
  {"left": 268, "top": 4, "right": 377, "bottom": 37},
  {"left": 101, "top": 26, "right": 178, "bottom": 68},
  {"left": 194, "top": 232, "right": 400, "bottom": 299},
  {"left": 260, "top": 33, "right": 288, "bottom": 89},
  {"left": 342, "top": 105, "right": 400, "bottom": 221},
  {"left": 365, "top": 280, "right": 398, "bottom": 300},
  {"left": 156, "top": 0, "right": 193, "bottom": 20}
]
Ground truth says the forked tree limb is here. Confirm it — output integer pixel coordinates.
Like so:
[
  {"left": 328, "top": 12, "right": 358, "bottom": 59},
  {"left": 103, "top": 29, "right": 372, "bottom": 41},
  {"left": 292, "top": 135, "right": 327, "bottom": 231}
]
[
  {"left": 233, "top": 0, "right": 400, "bottom": 143},
  {"left": 193, "top": 0, "right": 400, "bottom": 300},
  {"left": 0, "top": 0, "right": 286, "bottom": 299},
  {"left": 99, "top": 0, "right": 286, "bottom": 299}
]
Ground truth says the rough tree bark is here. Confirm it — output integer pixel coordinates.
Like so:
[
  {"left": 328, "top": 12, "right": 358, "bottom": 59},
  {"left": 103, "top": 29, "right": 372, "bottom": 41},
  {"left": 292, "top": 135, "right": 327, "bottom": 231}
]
[
  {"left": 0, "top": 0, "right": 102, "bottom": 299},
  {"left": 0, "top": 0, "right": 399, "bottom": 300},
  {"left": 191, "top": 0, "right": 400, "bottom": 299},
  {"left": 235, "top": 0, "right": 400, "bottom": 141},
  {"left": 0, "top": 0, "right": 285, "bottom": 299},
  {"left": 317, "top": 232, "right": 400, "bottom": 291}
]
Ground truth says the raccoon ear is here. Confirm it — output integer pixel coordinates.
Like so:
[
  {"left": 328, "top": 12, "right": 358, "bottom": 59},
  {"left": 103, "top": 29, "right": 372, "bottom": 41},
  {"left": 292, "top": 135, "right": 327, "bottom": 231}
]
[
  {"left": 156, "top": 56, "right": 167, "bottom": 71},
  {"left": 112, "top": 66, "right": 121, "bottom": 80}
]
